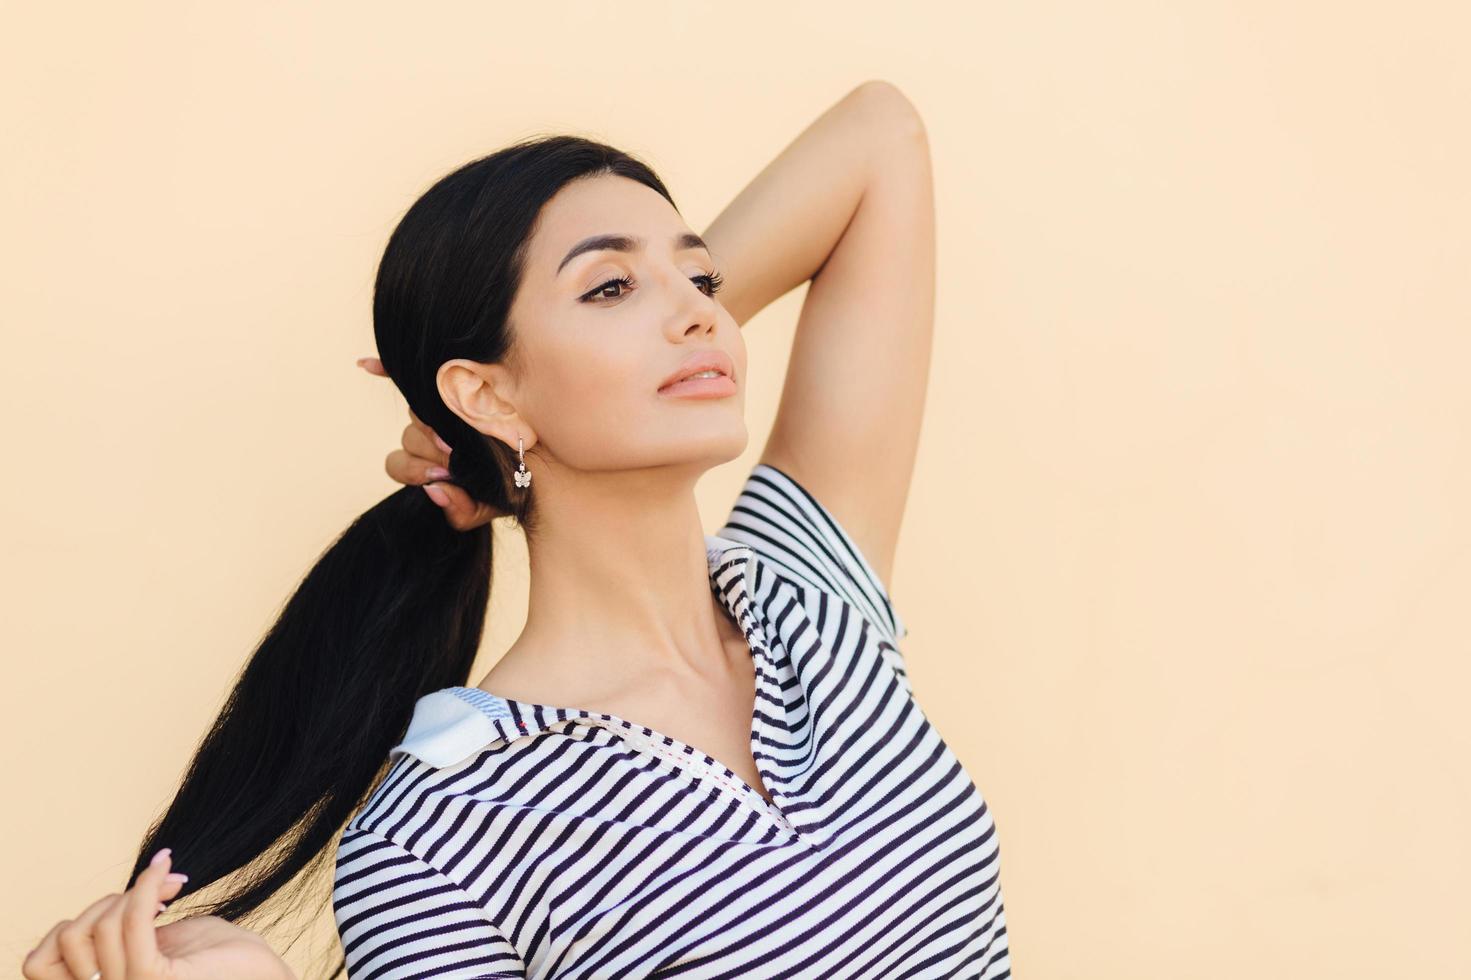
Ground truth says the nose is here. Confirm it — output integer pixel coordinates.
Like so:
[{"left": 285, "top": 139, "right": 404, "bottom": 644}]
[{"left": 663, "top": 271, "right": 719, "bottom": 340}]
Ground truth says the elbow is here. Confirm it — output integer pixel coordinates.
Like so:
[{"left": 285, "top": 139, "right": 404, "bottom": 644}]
[{"left": 849, "top": 79, "right": 930, "bottom": 149}]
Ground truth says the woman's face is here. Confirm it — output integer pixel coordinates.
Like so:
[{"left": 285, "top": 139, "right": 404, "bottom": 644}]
[{"left": 442, "top": 173, "right": 748, "bottom": 480}]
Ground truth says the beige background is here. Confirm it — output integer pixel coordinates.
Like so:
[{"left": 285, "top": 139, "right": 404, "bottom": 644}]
[{"left": 4, "top": 2, "right": 1468, "bottom": 977}]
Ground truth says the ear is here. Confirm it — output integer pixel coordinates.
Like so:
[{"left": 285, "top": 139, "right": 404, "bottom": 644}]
[{"left": 436, "top": 358, "right": 538, "bottom": 453}]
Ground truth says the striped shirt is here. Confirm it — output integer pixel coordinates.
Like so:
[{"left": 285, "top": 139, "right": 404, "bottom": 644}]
[{"left": 333, "top": 462, "right": 1011, "bottom": 979}]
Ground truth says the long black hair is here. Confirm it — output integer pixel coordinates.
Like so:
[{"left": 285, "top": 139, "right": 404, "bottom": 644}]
[{"left": 120, "top": 134, "right": 676, "bottom": 979}]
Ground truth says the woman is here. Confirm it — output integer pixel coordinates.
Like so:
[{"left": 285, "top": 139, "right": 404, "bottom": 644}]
[{"left": 23, "top": 80, "right": 1009, "bottom": 980}]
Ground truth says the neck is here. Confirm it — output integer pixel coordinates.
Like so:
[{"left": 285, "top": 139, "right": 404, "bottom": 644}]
[{"left": 500, "top": 463, "right": 739, "bottom": 699}]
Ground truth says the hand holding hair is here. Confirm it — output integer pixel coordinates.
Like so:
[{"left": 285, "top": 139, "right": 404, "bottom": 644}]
[
  {"left": 22, "top": 848, "right": 295, "bottom": 980},
  {"left": 357, "top": 355, "right": 499, "bottom": 532}
]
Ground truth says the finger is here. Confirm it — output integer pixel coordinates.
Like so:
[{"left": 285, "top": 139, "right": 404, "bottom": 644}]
[
  {"left": 404, "top": 410, "right": 454, "bottom": 459},
  {"left": 94, "top": 846, "right": 171, "bottom": 979},
  {"left": 22, "top": 917, "right": 77, "bottom": 979},
  {"left": 158, "top": 872, "right": 188, "bottom": 903},
  {"left": 385, "top": 448, "right": 452, "bottom": 490},
  {"left": 356, "top": 356, "right": 386, "bottom": 376},
  {"left": 460, "top": 498, "right": 499, "bottom": 533},
  {"left": 92, "top": 892, "right": 129, "bottom": 980},
  {"left": 121, "top": 848, "right": 175, "bottom": 977},
  {"left": 426, "top": 482, "right": 498, "bottom": 532},
  {"left": 54, "top": 893, "right": 119, "bottom": 980},
  {"left": 400, "top": 421, "right": 450, "bottom": 469},
  {"left": 24, "top": 870, "right": 185, "bottom": 979}
]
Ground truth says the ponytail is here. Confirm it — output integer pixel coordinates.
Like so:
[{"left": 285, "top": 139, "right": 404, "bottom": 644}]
[{"left": 122, "top": 487, "right": 490, "bottom": 978}]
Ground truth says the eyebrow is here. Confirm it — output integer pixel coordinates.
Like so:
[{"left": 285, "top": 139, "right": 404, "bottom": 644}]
[{"left": 556, "top": 232, "right": 710, "bottom": 277}]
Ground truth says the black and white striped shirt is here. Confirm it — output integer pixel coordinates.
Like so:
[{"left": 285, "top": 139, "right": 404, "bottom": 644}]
[{"left": 333, "top": 462, "right": 1011, "bottom": 978}]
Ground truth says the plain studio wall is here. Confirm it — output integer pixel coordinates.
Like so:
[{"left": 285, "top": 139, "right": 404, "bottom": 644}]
[{"left": 2, "top": 2, "right": 1468, "bottom": 977}]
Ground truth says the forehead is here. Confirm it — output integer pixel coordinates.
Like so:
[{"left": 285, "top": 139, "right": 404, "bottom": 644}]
[{"left": 528, "top": 174, "right": 684, "bottom": 270}]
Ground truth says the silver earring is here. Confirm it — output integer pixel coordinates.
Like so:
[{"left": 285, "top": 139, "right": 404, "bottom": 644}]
[{"left": 514, "top": 436, "right": 531, "bottom": 489}]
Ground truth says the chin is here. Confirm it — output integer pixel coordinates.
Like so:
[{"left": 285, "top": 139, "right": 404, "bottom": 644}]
[{"left": 668, "top": 427, "right": 749, "bottom": 470}]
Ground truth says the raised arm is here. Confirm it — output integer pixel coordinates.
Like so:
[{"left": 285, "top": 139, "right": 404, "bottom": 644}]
[{"left": 700, "top": 80, "right": 935, "bottom": 587}]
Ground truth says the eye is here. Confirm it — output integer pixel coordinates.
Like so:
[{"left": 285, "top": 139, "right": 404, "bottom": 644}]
[
  {"left": 693, "top": 268, "right": 725, "bottom": 297},
  {"left": 580, "top": 274, "right": 637, "bottom": 303}
]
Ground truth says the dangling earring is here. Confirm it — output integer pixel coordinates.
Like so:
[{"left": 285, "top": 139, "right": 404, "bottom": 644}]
[{"left": 514, "top": 435, "right": 531, "bottom": 489}]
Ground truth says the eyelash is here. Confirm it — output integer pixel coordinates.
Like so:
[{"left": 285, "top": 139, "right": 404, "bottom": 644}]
[{"left": 580, "top": 268, "right": 726, "bottom": 303}]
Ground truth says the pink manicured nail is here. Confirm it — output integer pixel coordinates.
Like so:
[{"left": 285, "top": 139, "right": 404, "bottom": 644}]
[
  {"left": 151, "top": 848, "right": 171, "bottom": 866},
  {"left": 165, "top": 872, "right": 188, "bottom": 883},
  {"left": 424, "top": 484, "right": 450, "bottom": 508},
  {"left": 426, "top": 465, "right": 451, "bottom": 481},
  {"left": 433, "top": 434, "right": 452, "bottom": 454}
]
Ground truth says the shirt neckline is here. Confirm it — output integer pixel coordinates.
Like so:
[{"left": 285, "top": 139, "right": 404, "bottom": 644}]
[{"left": 425, "top": 534, "right": 796, "bottom": 833}]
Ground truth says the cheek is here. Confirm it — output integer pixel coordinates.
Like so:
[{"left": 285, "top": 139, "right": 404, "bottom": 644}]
[
  {"left": 554, "top": 338, "right": 649, "bottom": 408},
  {"left": 731, "top": 325, "right": 749, "bottom": 378},
  {"left": 530, "top": 340, "right": 659, "bottom": 460}
]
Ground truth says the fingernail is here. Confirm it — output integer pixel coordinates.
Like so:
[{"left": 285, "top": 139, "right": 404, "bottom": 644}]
[
  {"left": 426, "top": 465, "right": 451, "bottom": 481},
  {"left": 151, "top": 848, "right": 171, "bottom": 867},
  {"left": 157, "top": 901, "right": 167, "bottom": 913},
  {"left": 424, "top": 484, "right": 450, "bottom": 508},
  {"left": 165, "top": 872, "right": 188, "bottom": 883},
  {"left": 433, "top": 434, "right": 453, "bottom": 454}
]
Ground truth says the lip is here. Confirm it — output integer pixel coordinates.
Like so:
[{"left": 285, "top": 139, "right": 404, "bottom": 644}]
[{"left": 657, "top": 350, "right": 736, "bottom": 393}]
